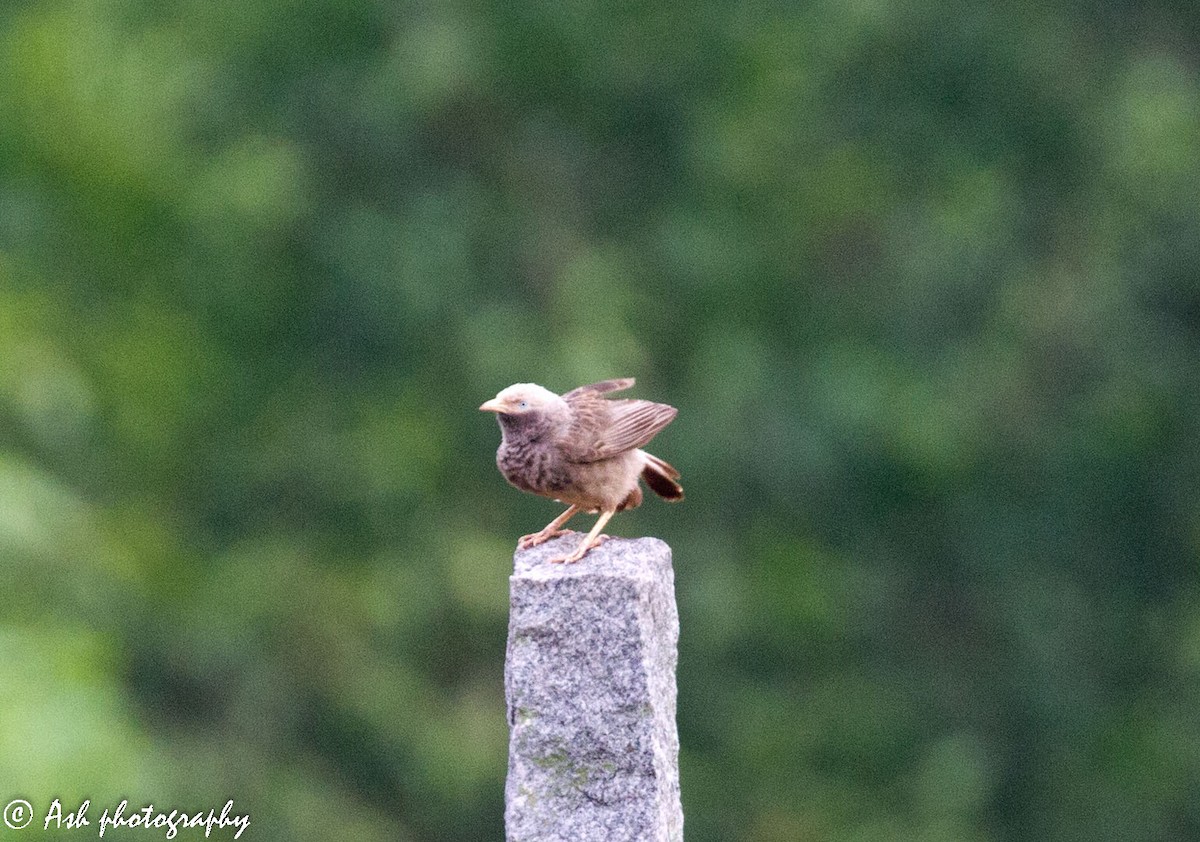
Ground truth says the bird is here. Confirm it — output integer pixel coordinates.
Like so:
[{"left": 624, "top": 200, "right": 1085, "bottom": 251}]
[{"left": 479, "top": 378, "right": 683, "bottom": 563}]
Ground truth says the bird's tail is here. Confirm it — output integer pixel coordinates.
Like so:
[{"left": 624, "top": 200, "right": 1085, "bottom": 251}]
[{"left": 641, "top": 452, "right": 684, "bottom": 502}]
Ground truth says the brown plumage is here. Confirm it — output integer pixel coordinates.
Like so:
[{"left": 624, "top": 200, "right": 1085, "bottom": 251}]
[{"left": 479, "top": 378, "right": 683, "bottom": 563}]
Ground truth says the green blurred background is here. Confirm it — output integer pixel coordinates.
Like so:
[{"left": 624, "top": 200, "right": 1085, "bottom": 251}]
[{"left": 2, "top": 0, "right": 1199, "bottom": 839}]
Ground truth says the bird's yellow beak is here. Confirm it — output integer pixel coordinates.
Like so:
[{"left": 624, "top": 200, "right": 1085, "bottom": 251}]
[{"left": 479, "top": 398, "right": 506, "bottom": 413}]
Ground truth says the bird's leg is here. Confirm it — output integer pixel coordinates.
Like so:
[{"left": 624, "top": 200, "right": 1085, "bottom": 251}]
[
  {"left": 553, "top": 509, "right": 615, "bottom": 564},
  {"left": 518, "top": 505, "right": 581, "bottom": 550}
]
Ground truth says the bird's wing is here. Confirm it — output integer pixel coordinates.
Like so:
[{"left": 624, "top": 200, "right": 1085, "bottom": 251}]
[
  {"left": 562, "top": 378, "right": 636, "bottom": 400},
  {"left": 560, "top": 391, "right": 678, "bottom": 462}
]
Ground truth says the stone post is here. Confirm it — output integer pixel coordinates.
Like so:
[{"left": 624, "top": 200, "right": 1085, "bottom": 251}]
[{"left": 505, "top": 534, "right": 683, "bottom": 842}]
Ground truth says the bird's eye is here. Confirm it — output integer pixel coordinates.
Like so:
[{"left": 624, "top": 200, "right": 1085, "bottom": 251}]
[{"left": 519, "top": 401, "right": 528, "bottom": 409}]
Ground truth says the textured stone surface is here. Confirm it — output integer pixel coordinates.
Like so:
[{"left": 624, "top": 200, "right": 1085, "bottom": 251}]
[{"left": 505, "top": 533, "right": 683, "bottom": 842}]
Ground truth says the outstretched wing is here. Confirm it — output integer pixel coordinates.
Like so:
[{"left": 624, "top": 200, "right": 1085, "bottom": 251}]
[
  {"left": 562, "top": 378, "right": 636, "bottom": 400},
  {"left": 560, "top": 385, "right": 678, "bottom": 463}
]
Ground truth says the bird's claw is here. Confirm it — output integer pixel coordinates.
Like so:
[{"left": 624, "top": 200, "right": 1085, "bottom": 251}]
[
  {"left": 549, "top": 534, "right": 613, "bottom": 564},
  {"left": 518, "top": 528, "right": 570, "bottom": 550}
]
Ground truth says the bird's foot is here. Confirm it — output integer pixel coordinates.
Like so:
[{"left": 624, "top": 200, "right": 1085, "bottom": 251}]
[
  {"left": 518, "top": 528, "right": 572, "bottom": 550},
  {"left": 549, "top": 534, "right": 613, "bottom": 564}
]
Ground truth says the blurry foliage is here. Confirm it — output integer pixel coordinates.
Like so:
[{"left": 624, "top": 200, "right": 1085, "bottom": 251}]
[{"left": 1, "top": 0, "right": 1199, "bottom": 839}]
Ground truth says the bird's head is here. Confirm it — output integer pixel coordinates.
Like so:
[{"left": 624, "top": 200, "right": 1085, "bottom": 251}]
[{"left": 479, "top": 383, "right": 563, "bottom": 417}]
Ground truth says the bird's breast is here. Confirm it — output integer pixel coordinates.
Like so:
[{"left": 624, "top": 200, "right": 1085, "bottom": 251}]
[{"left": 496, "top": 439, "right": 571, "bottom": 496}]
